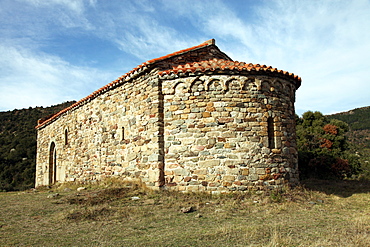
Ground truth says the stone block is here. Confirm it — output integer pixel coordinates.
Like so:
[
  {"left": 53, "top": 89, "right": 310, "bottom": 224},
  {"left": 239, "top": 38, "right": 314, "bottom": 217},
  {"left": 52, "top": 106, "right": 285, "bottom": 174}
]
[
  {"left": 187, "top": 185, "right": 200, "bottom": 191},
  {"left": 199, "top": 150, "right": 210, "bottom": 156},
  {"left": 164, "top": 170, "right": 174, "bottom": 175},
  {"left": 227, "top": 154, "right": 238, "bottom": 159},
  {"left": 189, "top": 180, "right": 200, "bottom": 185},
  {"left": 202, "top": 112, "right": 211, "bottom": 118},
  {"left": 127, "top": 153, "right": 137, "bottom": 161},
  {"left": 194, "top": 169, "right": 207, "bottom": 175},
  {"left": 217, "top": 117, "right": 234, "bottom": 124},
  {"left": 147, "top": 169, "right": 159, "bottom": 182},
  {"left": 225, "top": 160, "right": 243, "bottom": 166},
  {"left": 196, "top": 138, "right": 208, "bottom": 145},
  {"left": 224, "top": 143, "right": 236, "bottom": 149},
  {"left": 173, "top": 176, "right": 184, "bottom": 183},
  {"left": 173, "top": 168, "right": 189, "bottom": 176},
  {"left": 169, "top": 105, "right": 179, "bottom": 111},
  {"left": 199, "top": 160, "right": 220, "bottom": 167},
  {"left": 223, "top": 175, "right": 235, "bottom": 181},
  {"left": 173, "top": 120, "right": 185, "bottom": 125},
  {"left": 148, "top": 154, "right": 160, "bottom": 162},
  {"left": 193, "top": 145, "right": 205, "bottom": 151},
  {"left": 217, "top": 137, "right": 226, "bottom": 142},
  {"left": 215, "top": 143, "right": 224, "bottom": 149},
  {"left": 222, "top": 181, "right": 232, "bottom": 187},
  {"left": 203, "top": 117, "right": 215, "bottom": 123},
  {"left": 221, "top": 132, "right": 236, "bottom": 138},
  {"left": 247, "top": 174, "right": 259, "bottom": 181},
  {"left": 259, "top": 174, "right": 273, "bottom": 181},
  {"left": 233, "top": 181, "right": 242, "bottom": 186}
]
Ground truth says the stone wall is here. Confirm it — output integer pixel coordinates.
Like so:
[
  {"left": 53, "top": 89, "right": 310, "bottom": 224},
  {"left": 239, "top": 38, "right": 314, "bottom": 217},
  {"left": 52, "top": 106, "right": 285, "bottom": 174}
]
[
  {"left": 36, "top": 70, "right": 164, "bottom": 187},
  {"left": 162, "top": 73, "right": 298, "bottom": 192}
]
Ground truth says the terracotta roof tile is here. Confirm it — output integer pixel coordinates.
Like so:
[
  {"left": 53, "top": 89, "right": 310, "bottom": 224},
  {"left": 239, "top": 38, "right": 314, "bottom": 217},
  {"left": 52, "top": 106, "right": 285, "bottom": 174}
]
[{"left": 158, "top": 59, "right": 301, "bottom": 85}]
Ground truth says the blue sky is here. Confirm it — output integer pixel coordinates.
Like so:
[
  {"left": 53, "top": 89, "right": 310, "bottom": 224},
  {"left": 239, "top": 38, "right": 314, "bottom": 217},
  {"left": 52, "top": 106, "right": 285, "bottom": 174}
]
[{"left": 1, "top": 0, "right": 369, "bottom": 115}]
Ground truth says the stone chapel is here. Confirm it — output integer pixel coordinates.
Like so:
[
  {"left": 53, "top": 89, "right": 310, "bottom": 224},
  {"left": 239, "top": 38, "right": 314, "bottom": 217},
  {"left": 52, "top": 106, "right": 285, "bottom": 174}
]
[{"left": 35, "top": 39, "right": 301, "bottom": 192}]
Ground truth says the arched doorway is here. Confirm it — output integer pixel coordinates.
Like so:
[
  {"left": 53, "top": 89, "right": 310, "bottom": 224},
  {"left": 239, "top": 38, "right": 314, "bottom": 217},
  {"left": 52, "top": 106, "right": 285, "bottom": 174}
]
[{"left": 49, "top": 142, "right": 57, "bottom": 184}]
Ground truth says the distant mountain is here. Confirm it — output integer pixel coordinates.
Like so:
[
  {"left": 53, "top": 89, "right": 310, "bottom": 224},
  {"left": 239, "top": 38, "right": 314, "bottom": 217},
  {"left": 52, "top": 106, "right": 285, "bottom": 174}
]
[
  {"left": 328, "top": 106, "right": 370, "bottom": 130},
  {"left": 0, "top": 101, "right": 75, "bottom": 191},
  {"left": 328, "top": 106, "right": 370, "bottom": 148}
]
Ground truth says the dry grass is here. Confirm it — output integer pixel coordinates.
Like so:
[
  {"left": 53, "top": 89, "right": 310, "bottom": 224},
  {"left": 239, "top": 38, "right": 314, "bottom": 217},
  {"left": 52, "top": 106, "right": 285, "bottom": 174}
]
[{"left": 0, "top": 179, "right": 369, "bottom": 246}]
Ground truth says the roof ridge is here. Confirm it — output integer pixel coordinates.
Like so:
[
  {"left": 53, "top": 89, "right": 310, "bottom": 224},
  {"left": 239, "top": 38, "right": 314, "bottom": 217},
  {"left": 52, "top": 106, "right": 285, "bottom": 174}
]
[{"left": 144, "top": 39, "right": 215, "bottom": 65}]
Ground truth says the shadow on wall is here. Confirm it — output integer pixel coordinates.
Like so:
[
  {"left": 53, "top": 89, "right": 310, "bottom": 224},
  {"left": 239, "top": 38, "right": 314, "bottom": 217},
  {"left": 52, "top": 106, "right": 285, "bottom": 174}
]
[{"left": 301, "top": 179, "right": 370, "bottom": 198}]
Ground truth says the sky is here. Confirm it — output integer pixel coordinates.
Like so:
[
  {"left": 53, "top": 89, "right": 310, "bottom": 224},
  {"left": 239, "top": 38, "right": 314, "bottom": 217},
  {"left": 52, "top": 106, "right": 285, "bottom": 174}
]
[{"left": 1, "top": 0, "right": 369, "bottom": 115}]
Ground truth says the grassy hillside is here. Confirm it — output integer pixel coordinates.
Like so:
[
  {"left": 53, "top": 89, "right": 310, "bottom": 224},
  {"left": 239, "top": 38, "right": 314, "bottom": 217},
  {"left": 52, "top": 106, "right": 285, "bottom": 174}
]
[
  {"left": 0, "top": 102, "right": 75, "bottom": 191},
  {"left": 0, "top": 180, "right": 369, "bottom": 246}
]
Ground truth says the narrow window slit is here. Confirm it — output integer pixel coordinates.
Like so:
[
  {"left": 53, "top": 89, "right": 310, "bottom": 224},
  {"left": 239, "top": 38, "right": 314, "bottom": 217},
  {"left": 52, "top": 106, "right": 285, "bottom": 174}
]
[
  {"left": 267, "top": 117, "right": 275, "bottom": 149},
  {"left": 64, "top": 129, "right": 68, "bottom": 145}
]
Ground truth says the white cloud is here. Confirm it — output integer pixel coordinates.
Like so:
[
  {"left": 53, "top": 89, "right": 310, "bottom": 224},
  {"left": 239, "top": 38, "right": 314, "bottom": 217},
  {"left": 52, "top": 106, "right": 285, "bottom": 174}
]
[
  {"left": 25, "top": 0, "right": 85, "bottom": 12},
  {"left": 16, "top": 0, "right": 94, "bottom": 31},
  {"left": 0, "top": 45, "right": 113, "bottom": 111},
  {"left": 257, "top": 0, "right": 370, "bottom": 115},
  {"left": 113, "top": 17, "right": 197, "bottom": 60},
  {"left": 91, "top": 3, "right": 201, "bottom": 61}
]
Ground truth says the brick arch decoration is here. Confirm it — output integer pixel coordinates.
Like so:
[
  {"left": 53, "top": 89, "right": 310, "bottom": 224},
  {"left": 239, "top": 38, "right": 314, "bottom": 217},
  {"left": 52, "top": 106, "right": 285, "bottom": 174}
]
[
  {"left": 225, "top": 77, "right": 241, "bottom": 92},
  {"left": 242, "top": 78, "right": 257, "bottom": 91},
  {"left": 173, "top": 81, "right": 188, "bottom": 95},
  {"left": 206, "top": 78, "right": 224, "bottom": 92},
  {"left": 190, "top": 79, "right": 205, "bottom": 93},
  {"left": 261, "top": 80, "right": 271, "bottom": 93}
]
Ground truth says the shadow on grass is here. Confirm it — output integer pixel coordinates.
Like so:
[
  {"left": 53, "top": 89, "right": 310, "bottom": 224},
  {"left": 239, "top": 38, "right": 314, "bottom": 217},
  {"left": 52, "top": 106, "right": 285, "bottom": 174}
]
[{"left": 301, "top": 178, "right": 370, "bottom": 197}]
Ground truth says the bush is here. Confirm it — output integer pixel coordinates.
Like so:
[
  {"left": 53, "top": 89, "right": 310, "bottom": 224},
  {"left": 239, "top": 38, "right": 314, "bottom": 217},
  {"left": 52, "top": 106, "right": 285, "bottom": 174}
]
[{"left": 297, "top": 111, "right": 359, "bottom": 180}]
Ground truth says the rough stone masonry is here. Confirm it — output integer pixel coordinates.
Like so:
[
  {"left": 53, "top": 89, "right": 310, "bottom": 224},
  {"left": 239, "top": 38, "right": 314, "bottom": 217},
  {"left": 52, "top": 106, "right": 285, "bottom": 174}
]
[{"left": 35, "top": 39, "right": 301, "bottom": 192}]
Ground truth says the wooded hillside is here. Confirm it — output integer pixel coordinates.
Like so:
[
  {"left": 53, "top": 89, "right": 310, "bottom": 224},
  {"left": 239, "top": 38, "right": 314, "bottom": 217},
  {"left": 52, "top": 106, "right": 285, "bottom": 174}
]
[
  {"left": 328, "top": 106, "right": 370, "bottom": 148},
  {"left": 327, "top": 106, "right": 370, "bottom": 179},
  {"left": 0, "top": 102, "right": 75, "bottom": 191},
  {"left": 328, "top": 106, "right": 370, "bottom": 131}
]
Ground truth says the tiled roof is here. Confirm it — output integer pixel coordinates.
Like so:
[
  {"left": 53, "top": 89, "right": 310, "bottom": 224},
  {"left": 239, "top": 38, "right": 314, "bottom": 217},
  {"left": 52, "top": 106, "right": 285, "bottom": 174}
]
[
  {"left": 36, "top": 39, "right": 216, "bottom": 129},
  {"left": 36, "top": 39, "right": 301, "bottom": 129},
  {"left": 159, "top": 58, "right": 301, "bottom": 86}
]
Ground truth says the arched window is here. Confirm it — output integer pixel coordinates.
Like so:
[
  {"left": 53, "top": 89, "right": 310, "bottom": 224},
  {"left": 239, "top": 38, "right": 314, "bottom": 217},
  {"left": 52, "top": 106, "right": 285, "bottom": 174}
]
[
  {"left": 49, "top": 142, "right": 57, "bottom": 184},
  {"left": 267, "top": 117, "right": 275, "bottom": 149}
]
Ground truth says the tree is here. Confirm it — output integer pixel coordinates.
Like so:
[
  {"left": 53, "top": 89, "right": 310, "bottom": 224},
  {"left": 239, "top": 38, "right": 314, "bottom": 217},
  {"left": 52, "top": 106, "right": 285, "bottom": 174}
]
[
  {"left": 297, "top": 111, "right": 359, "bottom": 179},
  {"left": 0, "top": 101, "right": 75, "bottom": 191}
]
